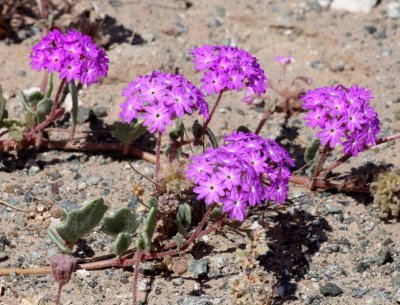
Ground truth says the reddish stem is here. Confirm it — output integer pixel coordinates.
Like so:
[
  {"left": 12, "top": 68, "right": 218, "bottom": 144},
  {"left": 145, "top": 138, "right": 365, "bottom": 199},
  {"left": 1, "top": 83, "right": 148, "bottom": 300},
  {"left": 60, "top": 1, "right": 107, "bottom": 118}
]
[
  {"left": 254, "top": 109, "right": 272, "bottom": 135},
  {"left": 204, "top": 91, "right": 224, "bottom": 129},
  {"left": 0, "top": 137, "right": 156, "bottom": 164},
  {"left": 132, "top": 251, "right": 143, "bottom": 305},
  {"left": 155, "top": 132, "right": 162, "bottom": 185},
  {"left": 310, "top": 145, "right": 331, "bottom": 190},
  {"left": 323, "top": 132, "right": 400, "bottom": 176},
  {"left": 25, "top": 79, "right": 66, "bottom": 139}
]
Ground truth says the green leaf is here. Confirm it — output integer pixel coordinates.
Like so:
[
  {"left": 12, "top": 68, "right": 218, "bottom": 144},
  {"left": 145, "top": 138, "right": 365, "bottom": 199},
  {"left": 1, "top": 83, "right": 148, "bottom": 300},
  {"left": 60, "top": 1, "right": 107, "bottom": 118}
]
[
  {"left": 176, "top": 203, "right": 192, "bottom": 236},
  {"left": 19, "top": 91, "right": 35, "bottom": 116},
  {"left": 148, "top": 197, "right": 158, "bottom": 209},
  {"left": 143, "top": 206, "right": 157, "bottom": 240},
  {"left": 1, "top": 117, "right": 22, "bottom": 129},
  {"left": 47, "top": 229, "right": 72, "bottom": 254},
  {"left": 136, "top": 237, "right": 145, "bottom": 250},
  {"left": 28, "top": 91, "right": 45, "bottom": 105},
  {"left": 304, "top": 138, "right": 321, "bottom": 163},
  {"left": 56, "top": 197, "right": 108, "bottom": 245},
  {"left": 113, "top": 232, "right": 132, "bottom": 255},
  {"left": 102, "top": 207, "right": 141, "bottom": 236},
  {"left": 113, "top": 121, "right": 146, "bottom": 145},
  {"left": 0, "top": 86, "right": 6, "bottom": 124},
  {"left": 10, "top": 124, "right": 24, "bottom": 142},
  {"left": 69, "top": 80, "right": 79, "bottom": 128},
  {"left": 235, "top": 248, "right": 247, "bottom": 257},
  {"left": 35, "top": 98, "right": 53, "bottom": 123},
  {"left": 45, "top": 73, "right": 53, "bottom": 98},
  {"left": 192, "top": 119, "right": 202, "bottom": 139}
]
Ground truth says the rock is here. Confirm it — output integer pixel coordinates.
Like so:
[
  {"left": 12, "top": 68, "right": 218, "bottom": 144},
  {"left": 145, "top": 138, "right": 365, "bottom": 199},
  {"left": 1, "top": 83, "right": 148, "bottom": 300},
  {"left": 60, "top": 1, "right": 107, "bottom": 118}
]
[
  {"left": 387, "top": 2, "right": 400, "bottom": 19},
  {"left": 64, "top": 93, "right": 83, "bottom": 112},
  {"left": 172, "top": 278, "right": 184, "bottom": 286},
  {"left": 325, "top": 204, "right": 342, "bottom": 215},
  {"left": 76, "top": 107, "right": 91, "bottom": 124},
  {"left": 86, "top": 175, "right": 101, "bottom": 186},
  {"left": 326, "top": 265, "right": 347, "bottom": 277},
  {"left": 17, "top": 70, "right": 26, "bottom": 77},
  {"left": 317, "top": 0, "right": 332, "bottom": 8},
  {"left": 189, "top": 259, "right": 209, "bottom": 278},
  {"left": 320, "top": 282, "right": 343, "bottom": 297},
  {"left": 178, "top": 296, "right": 212, "bottom": 305},
  {"left": 28, "top": 165, "right": 41, "bottom": 176},
  {"left": 331, "top": 0, "right": 378, "bottom": 14},
  {"left": 4, "top": 184, "right": 24, "bottom": 196},
  {"left": 357, "top": 259, "right": 372, "bottom": 272},
  {"left": 93, "top": 106, "right": 108, "bottom": 118},
  {"left": 23, "top": 190, "right": 35, "bottom": 203},
  {"left": 365, "top": 25, "right": 377, "bottom": 34},
  {"left": 58, "top": 199, "right": 79, "bottom": 212},
  {"left": 138, "top": 279, "right": 151, "bottom": 291},
  {"left": 376, "top": 248, "right": 392, "bottom": 266},
  {"left": 100, "top": 188, "right": 111, "bottom": 196},
  {"left": 352, "top": 287, "right": 368, "bottom": 298},
  {"left": 393, "top": 273, "right": 400, "bottom": 288},
  {"left": 76, "top": 269, "right": 91, "bottom": 278}
]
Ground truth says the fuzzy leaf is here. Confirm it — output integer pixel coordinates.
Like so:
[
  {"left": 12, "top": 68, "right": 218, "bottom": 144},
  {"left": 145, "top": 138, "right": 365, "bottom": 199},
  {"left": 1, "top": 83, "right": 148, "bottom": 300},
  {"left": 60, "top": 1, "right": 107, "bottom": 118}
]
[
  {"left": 0, "top": 86, "right": 6, "bottom": 124},
  {"left": 102, "top": 207, "right": 141, "bottom": 236},
  {"left": 28, "top": 91, "right": 45, "bottom": 105},
  {"left": 304, "top": 138, "right": 320, "bottom": 163},
  {"left": 141, "top": 231, "right": 151, "bottom": 250},
  {"left": 1, "top": 117, "right": 22, "bottom": 129},
  {"left": 176, "top": 203, "right": 192, "bottom": 236},
  {"left": 148, "top": 197, "right": 158, "bottom": 209},
  {"left": 10, "top": 124, "right": 24, "bottom": 142},
  {"left": 113, "top": 232, "right": 132, "bottom": 255},
  {"left": 45, "top": 73, "right": 53, "bottom": 98},
  {"left": 136, "top": 237, "right": 145, "bottom": 250},
  {"left": 192, "top": 119, "right": 202, "bottom": 139},
  {"left": 143, "top": 206, "right": 157, "bottom": 240},
  {"left": 36, "top": 98, "right": 53, "bottom": 123},
  {"left": 56, "top": 197, "right": 108, "bottom": 245},
  {"left": 19, "top": 91, "right": 35, "bottom": 115},
  {"left": 113, "top": 121, "right": 146, "bottom": 145}
]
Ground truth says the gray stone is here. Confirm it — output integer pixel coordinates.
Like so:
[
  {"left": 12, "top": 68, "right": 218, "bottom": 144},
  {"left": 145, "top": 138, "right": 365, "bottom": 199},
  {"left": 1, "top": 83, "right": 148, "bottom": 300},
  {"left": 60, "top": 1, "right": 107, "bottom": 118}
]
[
  {"left": 376, "top": 248, "right": 392, "bottom": 266},
  {"left": 326, "top": 265, "right": 347, "bottom": 277},
  {"left": 4, "top": 184, "right": 24, "bottom": 196},
  {"left": 387, "top": 2, "right": 400, "bottom": 19},
  {"left": 23, "top": 190, "right": 35, "bottom": 203},
  {"left": 178, "top": 296, "right": 212, "bottom": 305},
  {"left": 76, "top": 107, "right": 91, "bottom": 124},
  {"left": 93, "top": 106, "right": 108, "bottom": 118},
  {"left": 28, "top": 165, "right": 41, "bottom": 176},
  {"left": 17, "top": 70, "right": 26, "bottom": 77},
  {"left": 86, "top": 175, "right": 101, "bottom": 186},
  {"left": 172, "top": 278, "right": 184, "bottom": 286},
  {"left": 331, "top": 0, "right": 378, "bottom": 14},
  {"left": 137, "top": 279, "right": 151, "bottom": 291},
  {"left": 189, "top": 259, "right": 209, "bottom": 278},
  {"left": 317, "top": 0, "right": 332, "bottom": 8},
  {"left": 357, "top": 259, "right": 372, "bottom": 272},
  {"left": 58, "top": 199, "right": 79, "bottom": 212},
  {"left": 352, "top": 287, "right": 368, "bottom": 298},
  {"left": 320, "top": 282, "right": 343, "bottom": 296},
  {"left": 100, "top": 188, "right": 111, "bottom": 196},
  {"left": 393, "top": 273, "right": 400, "bottom": 288},
  {"left": 325, "top": 204, "right": 342, "bottom": 215}
]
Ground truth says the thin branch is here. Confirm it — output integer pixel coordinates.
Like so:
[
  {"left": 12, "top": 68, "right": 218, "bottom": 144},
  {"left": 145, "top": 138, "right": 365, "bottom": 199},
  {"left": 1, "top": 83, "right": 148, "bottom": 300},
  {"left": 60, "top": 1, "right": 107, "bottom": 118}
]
[{"left": 0, "top": 199, "right": 27, "bottom": 213}]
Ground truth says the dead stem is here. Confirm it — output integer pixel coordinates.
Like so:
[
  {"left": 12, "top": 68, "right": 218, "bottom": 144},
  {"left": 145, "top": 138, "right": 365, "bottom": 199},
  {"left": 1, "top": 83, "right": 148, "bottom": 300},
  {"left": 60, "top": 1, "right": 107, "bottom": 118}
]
[{"left": 0, "top": 199, "right": 27, "bottom": 213}]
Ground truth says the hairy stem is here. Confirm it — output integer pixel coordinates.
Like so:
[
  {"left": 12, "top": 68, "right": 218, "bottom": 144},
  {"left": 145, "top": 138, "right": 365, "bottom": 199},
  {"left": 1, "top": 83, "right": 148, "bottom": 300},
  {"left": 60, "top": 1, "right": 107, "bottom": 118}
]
[
  {"left": 155, "top": 132, "right": 162, "bottom": 185},
  {"left": 254, "top": 109, "right": 272, "bottom": 135},
  {"left": 0, "top": 138, "right": 156, "bottom": 164},
  {"left": 132, "top": 251, "right": 143, "bottom": 305},
  {"left": 68, "top": 80, "right": 78, "bottom": 142},
  {"left": 25, "top": 79, "right": 66, "bottom": 138},
  {"left": 204, "top": 91, "right": 224, "bottom": 129},
  {"left": 55, "top": 284, "right": 62, "bottom": 305},
  {"left": 310, "top": 145, "right": 331, "bottom": 190},
  {"left": 322, "top": 132, "right": 400, "bottom": 176}
]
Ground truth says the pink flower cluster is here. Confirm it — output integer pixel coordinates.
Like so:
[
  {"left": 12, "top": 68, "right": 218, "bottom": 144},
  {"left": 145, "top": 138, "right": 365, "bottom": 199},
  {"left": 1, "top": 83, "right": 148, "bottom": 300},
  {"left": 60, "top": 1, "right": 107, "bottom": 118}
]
[
  {"left": 301, "top": 85, "right": 380, "bottom": 157},
  {"left": 30, "top": 29, "right": 109, "bottom": 86},
  {"left": 119, "top": 71, "right": 209, "bottom": 134},
  {"left": 190, "top": 45, "right": 268, "bottom": 96},
  {"left": 185, "top": 132, "right": 293, "bottom": 221}
]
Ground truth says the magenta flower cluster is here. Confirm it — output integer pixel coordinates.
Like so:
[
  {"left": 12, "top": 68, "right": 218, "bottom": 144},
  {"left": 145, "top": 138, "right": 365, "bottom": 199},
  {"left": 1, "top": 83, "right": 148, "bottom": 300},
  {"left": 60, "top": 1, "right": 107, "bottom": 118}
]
[
  {"left": 190, "top": 45, "right": 268, "bottom": 96},
  {"left": 184, "top": 132, "right": 293, "bottom": 221},
  {"left": 119, "top": 71, "right": 209, "bottom": 134},
  {"left": 30, "top": 29, "right": 109, "bottom": 86},
  {"left": 301, "top": 85, "right": 380, "bottom": 157}
]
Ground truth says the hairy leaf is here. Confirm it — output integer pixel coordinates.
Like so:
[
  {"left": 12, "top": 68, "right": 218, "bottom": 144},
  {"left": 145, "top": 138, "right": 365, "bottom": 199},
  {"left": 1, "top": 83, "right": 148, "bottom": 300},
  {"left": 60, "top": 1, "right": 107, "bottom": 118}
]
[
  {"left": 102, "top": 207, "right": 141, "bottom": 236},
  {"left": 113, "top": 232, "right": 132, "bottom": 255},
  {"left": 113, "top": 121, "right": 146, "bottom": 145},
  {"left": 304, "top": 138, "right": 321, "bottom": 163},
  {"left": 56, "top": 197, "right": 108, "bottom": 245}
]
